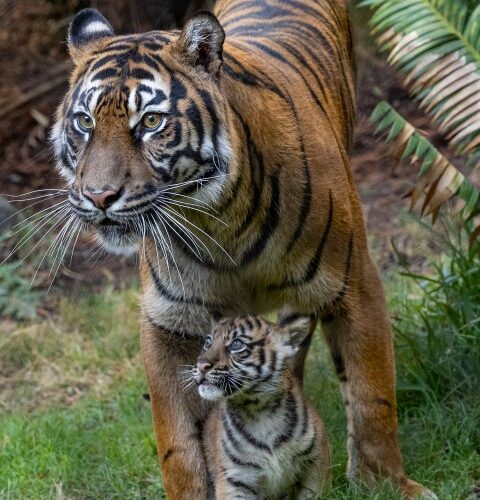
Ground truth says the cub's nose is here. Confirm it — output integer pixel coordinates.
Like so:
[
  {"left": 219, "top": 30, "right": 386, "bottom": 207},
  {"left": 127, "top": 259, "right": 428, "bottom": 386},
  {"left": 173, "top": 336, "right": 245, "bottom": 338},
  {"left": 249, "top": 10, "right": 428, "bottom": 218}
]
[
  {"left": 197, "top": 360, "right": 213, "bottom": 374},
  {"left": 83, "top": 186, "right": 121, "bottom": 210}
]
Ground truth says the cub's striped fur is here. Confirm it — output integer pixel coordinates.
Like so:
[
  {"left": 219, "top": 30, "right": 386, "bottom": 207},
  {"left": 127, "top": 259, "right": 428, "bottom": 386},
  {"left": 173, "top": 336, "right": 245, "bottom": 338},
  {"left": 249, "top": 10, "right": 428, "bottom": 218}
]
[
  {"left": 53, "top": 1, "right": 435, "bottom": 498},
  {"left": 192, "top": 316, "right": 330, "bottom": 499}
]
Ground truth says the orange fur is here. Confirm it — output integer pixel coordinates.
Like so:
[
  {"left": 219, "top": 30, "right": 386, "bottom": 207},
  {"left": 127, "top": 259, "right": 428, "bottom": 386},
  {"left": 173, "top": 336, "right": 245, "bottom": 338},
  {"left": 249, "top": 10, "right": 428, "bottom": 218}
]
[{"left": 54, "top": 1, "right": 436, "bottom": 498}]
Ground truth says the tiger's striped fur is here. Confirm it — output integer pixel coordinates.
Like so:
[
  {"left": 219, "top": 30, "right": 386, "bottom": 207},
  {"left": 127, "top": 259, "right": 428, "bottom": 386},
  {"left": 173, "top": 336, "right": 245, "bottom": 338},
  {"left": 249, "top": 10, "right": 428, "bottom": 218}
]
[
  {"left": 191, "top": 315, "right": 330, "bottom": 499},
  {"left": 53, "top": 2, "right": 436, "bottom": 499}
]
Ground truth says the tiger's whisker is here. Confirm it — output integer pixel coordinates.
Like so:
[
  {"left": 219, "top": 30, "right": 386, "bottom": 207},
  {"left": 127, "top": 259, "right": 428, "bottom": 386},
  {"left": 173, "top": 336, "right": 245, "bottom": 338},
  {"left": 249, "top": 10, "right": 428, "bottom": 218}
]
[
  {"left": 162, "top": 205, "right": 235, "bottom": 264},
  {"left": 0, "top": 205, "right": 70, "bottom": 266},
  {"left": 153, "top": 206, "right": 205, "bottom": 262},
  {"left": 3, "top": 199, "right": 68, "bottom": 233},
  {"left": 154, "top": 212, "right": 186, "bottom": 297},
  {"left": 47, "top": 218, "right": 81, "bottom": 292},
  {"left": 159, "top": 199, "right": 228, "bottom": 226}
]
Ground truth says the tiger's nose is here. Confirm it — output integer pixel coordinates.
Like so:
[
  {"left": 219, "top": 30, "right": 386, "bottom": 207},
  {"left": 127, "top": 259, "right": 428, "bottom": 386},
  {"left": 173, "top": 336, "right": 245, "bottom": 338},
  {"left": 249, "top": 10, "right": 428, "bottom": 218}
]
[
  {"left": 197, "top": 360, "right": 212, "bottom": 374},
  {"left": 83, "top": 186, "right": 120, "bottom": 209}
]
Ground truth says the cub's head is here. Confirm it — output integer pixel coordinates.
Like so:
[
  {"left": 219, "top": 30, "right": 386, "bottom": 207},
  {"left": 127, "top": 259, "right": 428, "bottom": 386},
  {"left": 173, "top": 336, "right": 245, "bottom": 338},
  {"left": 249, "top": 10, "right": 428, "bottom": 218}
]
[
  {"left": 194, "top": 315, "right": 311, "bottom": 401},
  {"left": 52, "top": 8, "right": 231, "bottom": 254}
]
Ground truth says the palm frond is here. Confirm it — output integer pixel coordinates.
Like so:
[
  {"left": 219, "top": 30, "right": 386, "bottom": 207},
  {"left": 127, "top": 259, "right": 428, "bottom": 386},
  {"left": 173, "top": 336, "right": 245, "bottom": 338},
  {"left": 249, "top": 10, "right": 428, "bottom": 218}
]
[
  {"left": 361, "top": 0, "right": 480, "bottom": 163},
  {"left": 371, "top": 101, "right": 480, "bottom": 223}
]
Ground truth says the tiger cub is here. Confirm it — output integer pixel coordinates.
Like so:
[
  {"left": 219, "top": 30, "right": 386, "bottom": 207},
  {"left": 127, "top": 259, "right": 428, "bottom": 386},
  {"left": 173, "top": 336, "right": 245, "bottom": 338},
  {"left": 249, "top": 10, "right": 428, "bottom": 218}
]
[{"left": 193, "top": 315, "right": 330, "bottom": 499}]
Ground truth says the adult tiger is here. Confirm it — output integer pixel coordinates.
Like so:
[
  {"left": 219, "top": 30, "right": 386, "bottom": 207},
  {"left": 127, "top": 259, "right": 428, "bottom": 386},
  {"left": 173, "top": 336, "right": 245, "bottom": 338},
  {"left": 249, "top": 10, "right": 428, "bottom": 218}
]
[{"left": 52, "top": 1, "right": 435, "bottom": 498}]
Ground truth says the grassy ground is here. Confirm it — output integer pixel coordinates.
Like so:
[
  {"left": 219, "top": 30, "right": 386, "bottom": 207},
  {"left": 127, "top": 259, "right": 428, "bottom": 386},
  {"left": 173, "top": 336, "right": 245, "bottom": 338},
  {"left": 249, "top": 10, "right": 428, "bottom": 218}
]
[{"left": 1, "top": 276, "right": 479, "bottom": 499}]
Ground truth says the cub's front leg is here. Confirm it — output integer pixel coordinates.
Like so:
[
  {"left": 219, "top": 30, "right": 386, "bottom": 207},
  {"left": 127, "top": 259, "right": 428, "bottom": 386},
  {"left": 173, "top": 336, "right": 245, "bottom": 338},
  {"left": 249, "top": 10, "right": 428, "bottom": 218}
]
[
  {"left": 295, "top": 460, "right": 330, "bottom": 500},
  {"left": 141, "top": 318, "right": 209, "bottom": 500}
]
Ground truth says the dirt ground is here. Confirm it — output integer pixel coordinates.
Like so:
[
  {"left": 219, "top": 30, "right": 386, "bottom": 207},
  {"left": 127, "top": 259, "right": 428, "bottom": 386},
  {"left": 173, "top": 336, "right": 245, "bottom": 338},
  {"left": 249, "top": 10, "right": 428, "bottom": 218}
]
[{"left": 0, "top": 2, "right": 442, "bottom": 304}]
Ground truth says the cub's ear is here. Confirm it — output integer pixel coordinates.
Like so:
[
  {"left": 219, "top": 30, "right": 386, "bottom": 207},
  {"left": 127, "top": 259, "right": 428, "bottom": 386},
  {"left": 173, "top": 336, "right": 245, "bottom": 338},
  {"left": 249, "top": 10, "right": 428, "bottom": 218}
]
[
  {"left": 278, "top": 316, "right": 312, "bottom": 357},
  {"left": 176, "top": 11, "right": 225, "bottom": 75},
  {"left": 68, "top": 8, "right": 114, "bottom": 64}
]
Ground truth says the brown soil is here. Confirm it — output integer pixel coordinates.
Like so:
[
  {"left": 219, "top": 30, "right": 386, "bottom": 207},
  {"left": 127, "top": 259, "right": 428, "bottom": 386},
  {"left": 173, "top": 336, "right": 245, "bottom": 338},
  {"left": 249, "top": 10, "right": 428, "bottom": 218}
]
[{"left": 0, "top": 3, "right": 443, "bottom": 307}]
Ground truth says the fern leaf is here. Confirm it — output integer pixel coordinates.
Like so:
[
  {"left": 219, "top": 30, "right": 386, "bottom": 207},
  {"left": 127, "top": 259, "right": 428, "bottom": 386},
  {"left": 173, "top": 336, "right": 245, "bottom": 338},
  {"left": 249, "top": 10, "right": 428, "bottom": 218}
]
[
  {"left": 363, "top": 0, "right": 480, "bottom": 160},
  {"left": 370, "top": 101, "right": 480, "bottom": 222}
]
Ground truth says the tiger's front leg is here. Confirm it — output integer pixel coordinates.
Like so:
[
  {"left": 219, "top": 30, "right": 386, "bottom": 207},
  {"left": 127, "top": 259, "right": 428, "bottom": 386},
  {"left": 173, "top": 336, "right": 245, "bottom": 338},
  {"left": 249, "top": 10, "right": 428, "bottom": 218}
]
[{"left": 141, "top": 318, "right": 209, "bottom": 500}]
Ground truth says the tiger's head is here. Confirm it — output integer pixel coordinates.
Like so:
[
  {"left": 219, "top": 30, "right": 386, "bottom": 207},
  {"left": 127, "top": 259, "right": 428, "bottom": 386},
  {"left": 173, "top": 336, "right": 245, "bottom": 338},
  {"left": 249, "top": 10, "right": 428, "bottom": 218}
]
[
  {"left": 194, "top": 316, "right": 311, "bottom": 401},
  {"left": 52, "top": 8, "right": 232, "bottom": 254}
]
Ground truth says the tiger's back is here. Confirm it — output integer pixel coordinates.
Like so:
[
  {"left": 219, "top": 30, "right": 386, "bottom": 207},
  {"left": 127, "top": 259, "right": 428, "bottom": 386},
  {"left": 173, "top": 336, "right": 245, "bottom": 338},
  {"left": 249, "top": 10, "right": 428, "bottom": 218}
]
[{"left": 217, "top": 0, "right": 356, "bottom": 153}]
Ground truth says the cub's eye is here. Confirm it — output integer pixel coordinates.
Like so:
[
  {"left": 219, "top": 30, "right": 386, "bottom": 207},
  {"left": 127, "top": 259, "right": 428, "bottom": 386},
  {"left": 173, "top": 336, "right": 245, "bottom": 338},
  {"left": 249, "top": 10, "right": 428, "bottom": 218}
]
[
  {"left": 77, "top": 114, "right": 94, "bottom": 130},
  {"left": 203, "top": 335, "right": 213, "bottom": 350},
  {"left": 230, "top": 339, "right": 245, "bottom": 352},
  {"left": 142, "top": 113, "right": 163, "bottom": 129}
]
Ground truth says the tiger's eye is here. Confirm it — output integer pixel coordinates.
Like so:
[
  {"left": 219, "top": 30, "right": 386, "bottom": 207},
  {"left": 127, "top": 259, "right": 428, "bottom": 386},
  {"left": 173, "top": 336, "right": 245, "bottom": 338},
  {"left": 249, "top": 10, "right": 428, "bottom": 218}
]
[
  {"left": 78, "top": 114, "right": 94, "bottom": 130},
  {"left": 204, "top": 335, "right": 213, "bottom": 350},
  {"left": 230, "top": 339, "right": 244, "bottom": 352},
  {"left": 143, "top": 113, "right": 162, "bottom": 129}
]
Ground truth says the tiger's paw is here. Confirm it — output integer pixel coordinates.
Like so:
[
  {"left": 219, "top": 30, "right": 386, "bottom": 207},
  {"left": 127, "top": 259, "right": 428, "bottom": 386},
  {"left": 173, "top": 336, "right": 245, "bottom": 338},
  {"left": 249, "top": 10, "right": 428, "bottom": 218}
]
[{"left": 399, "top": 478, "right": 437, "bottom": 499}]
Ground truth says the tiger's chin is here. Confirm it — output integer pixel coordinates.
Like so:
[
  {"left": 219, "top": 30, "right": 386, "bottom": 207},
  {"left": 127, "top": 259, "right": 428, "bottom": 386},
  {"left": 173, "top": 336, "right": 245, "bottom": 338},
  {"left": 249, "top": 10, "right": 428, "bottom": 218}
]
[
  {"left": 198, "top": 382, "right": 225, "bottom": 401},
  {"left": 94, "top": 226, "right": 140, "bottom": 256}
]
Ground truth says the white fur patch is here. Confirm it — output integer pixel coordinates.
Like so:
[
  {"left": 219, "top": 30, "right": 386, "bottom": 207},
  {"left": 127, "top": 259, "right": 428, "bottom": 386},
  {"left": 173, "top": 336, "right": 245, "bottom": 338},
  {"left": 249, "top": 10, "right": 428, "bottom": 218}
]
[
  {"left": 198, "top": 383, "right": 223, "bottom": 401},
  {"left": 83, "top": 21, "right": 111, "bottom": 35}
]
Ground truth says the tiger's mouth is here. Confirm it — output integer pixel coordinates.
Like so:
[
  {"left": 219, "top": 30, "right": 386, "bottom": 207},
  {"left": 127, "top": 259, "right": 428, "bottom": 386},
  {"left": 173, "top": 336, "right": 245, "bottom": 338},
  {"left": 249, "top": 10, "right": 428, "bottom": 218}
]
[
  {"left": 93, "top": 220, "right": 141, "bottom": 255},
  {"left": 98, "top": 218, "right": 121, "bottom": 227},
  {"left": 197, "top": 378, "right": 226, "bottom": 401}
]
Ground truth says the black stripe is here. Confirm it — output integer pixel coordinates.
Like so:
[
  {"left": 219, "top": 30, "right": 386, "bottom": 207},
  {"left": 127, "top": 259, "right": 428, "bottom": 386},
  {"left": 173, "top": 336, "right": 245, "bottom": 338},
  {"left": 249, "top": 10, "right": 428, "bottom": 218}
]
[
  {"left": 89, "top": 54, "right": 122, "bottom": 73},
  {"left": 246, "top": 337, "right": 265, "bottom": 348},
  {"left": 198, "top": 89, "right": 220, "bottom": 151},
  {"left": 269, "top": 190, "right": 333, "bottom": 289},
  {"left": 331, "top": 231, "right": 354, "bottom": 302},
  {"left": 222, "top": 440, "right": 261, "bottom": 469},
  {"left": 223, "top": 53, "right": 287, "bottom": 100},
  {"left": 186, "top": 100, "right": 205, "bottom": 149},
  {"left": 297, "top": 191, "right": 333, "bottom": 282},
  {"left": 125, "top": 185, "right": 156, "bottom": 202},
  {"left": 162, "top": 447, "right": 183, "bottom": 463},
  {"left": 300, "top": 398, "right": 309, "bottom": 436},
  {"left": 234, "top": 117, "right": 265, "bottom": 237},
  {"left": 279, "top": 312, "right": 301, "bottom": 326},
  {"left": 244, "top": 37, "right": 350, "bottom": 172},
  {"left": 286, "top": 158, "right": 311, "bottom": 253},
  {"left": 144, "top": 88, "right": 167, "bottom": 107},
  {"left": 91, "top": 67, "right": 118, "bottom": 81},
  {"left": 145, "top": 314, "right": 200, "bottom": 340},
  {"left": 129, "top": 68, "right": 154, "bottom": 80},
  {"left": 99, "top": 42, "right": 134, "bottom": 53},
  {"left": 295, "top": 432, "right": 316, "bottom": 458},
  {"left": 224, "top": 44, "right": 314, "bottom": 249},
  {"left": 332, "top": 352, "right": 347, "bottom": 382},
  {"left": 146, "top": 253, "right": 216, "bottom": 308},
  {"left": 226, "top": 407, "right": 271, "bottom": 452},
  {"left": 273, "top": 391, "right": 298, "bottom": 447},
  {"left": 258, "top": 347, "right": 265, "bottom": 368},
  {"left": 222, "top": 413, "right": 243, "bottom": 450},
  {"left": 241, "top": 170, "right": 281, "bottom": 265},
  {"left": 269, "top": 350, "right": 277, "bottom": 373},
  {"left": 226, "top": 477, "right": 257, "bottom": 496}
]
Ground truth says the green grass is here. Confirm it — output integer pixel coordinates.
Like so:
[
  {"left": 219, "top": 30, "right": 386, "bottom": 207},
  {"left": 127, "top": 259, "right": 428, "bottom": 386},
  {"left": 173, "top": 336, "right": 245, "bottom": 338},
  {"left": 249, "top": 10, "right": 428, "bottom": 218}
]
[{"left": 1, "top": 276, "right": 479, "bottom": 499}]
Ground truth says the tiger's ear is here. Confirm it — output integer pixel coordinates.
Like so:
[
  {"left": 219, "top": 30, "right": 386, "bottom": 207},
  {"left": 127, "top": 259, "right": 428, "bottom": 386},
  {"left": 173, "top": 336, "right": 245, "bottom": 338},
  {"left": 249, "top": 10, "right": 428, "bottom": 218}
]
[
  {"left": 176, "top": 11, "right": 225, "bottom": 76},
  {"left": 68, "top": 8, "right": 114, "bottom": 65},
  {"left": 278, "top": 317, "right": 312, "bottom": 357}
]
